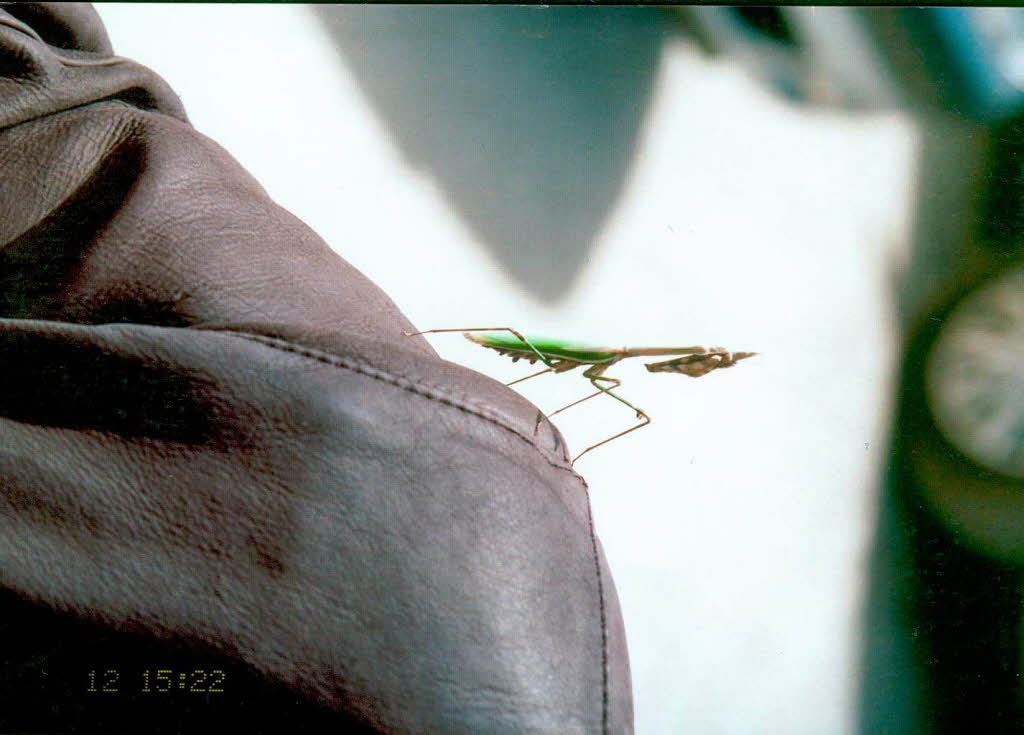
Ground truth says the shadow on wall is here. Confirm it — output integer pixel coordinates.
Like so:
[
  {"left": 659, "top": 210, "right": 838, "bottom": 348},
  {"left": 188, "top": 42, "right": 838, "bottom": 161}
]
[{"left": 313, "top": 6, "right": 666, "bottom": 303}]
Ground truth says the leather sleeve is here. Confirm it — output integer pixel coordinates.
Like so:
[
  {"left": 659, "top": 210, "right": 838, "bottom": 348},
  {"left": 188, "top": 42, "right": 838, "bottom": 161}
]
[{"left": 0, "top": 4, "right": 633, "bottom": 733}]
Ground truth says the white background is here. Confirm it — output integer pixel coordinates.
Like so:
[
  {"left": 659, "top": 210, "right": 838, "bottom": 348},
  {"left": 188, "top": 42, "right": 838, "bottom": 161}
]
[{"left": 96, "top": 6, "right": 919, "bottom": 733}]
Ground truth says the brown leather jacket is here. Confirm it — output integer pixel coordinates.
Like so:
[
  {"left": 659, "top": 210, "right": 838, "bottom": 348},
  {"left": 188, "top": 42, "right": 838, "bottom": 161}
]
[{"left": 0, "top": 4, "right": 632, "bottom": 732}]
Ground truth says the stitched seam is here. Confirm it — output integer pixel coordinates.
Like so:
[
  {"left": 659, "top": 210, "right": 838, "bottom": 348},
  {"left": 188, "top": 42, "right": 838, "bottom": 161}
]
[
  {"left": 584, "top": 486, "right": 610, "bottom": 734},
  {"left": 219, "top": 331, "right": 579, "bottom": 475}
]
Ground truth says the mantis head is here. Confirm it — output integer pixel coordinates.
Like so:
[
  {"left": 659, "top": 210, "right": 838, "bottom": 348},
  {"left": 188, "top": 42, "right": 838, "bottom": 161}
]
[{"left": 644, "top": 349, "right": 757, "bottom": 378}]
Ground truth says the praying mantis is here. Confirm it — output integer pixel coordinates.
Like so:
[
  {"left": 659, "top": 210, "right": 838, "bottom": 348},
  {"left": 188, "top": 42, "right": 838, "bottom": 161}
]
[{"left": 403, "top": 326, "right": 756, "bottom": 465}]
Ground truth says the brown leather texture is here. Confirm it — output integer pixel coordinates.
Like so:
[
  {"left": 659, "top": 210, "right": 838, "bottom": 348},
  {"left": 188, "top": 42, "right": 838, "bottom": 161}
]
[{"left": 0, "top": 4, "right": 633, "bottom": 732}]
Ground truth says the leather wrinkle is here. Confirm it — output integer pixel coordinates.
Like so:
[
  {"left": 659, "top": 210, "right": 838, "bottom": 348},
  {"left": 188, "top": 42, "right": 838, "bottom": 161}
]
[
  {"left": 0, "top": 4, "right": 114, "bottom": 55},
  {"left": 0, "top": 122, "right": 144, "bottom": 320},
  {"left": 1, "top": 104, "right": 288, "bottom": 330},
  {"left": 0, "top": 14, "right": 125, "bottom": 67},
  {"left": 0, "top": 86, "right": 167, "bottom": 133},
  {"left": 0, "top": 333, "right": 214, "bottom": 442}
]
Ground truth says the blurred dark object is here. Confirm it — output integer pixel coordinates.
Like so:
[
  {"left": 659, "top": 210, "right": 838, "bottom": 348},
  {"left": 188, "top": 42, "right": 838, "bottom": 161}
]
[
  {"left": 678, "top": 7, "right": 899, "bottom": 109},
  {"left": 862, "top": 8, "right": 1024, "bottom": 123},
  {"left": 680, "top": 7, "right": 1024, "bottom": 123},
  {"left": 834, "top": 8, "right": 1024, "bottom": 735}
]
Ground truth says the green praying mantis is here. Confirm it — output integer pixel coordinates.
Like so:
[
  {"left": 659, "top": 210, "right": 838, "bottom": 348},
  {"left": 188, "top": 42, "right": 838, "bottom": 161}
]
[{"left": 403, "top": 326, "right": 756, "bottom": 465}]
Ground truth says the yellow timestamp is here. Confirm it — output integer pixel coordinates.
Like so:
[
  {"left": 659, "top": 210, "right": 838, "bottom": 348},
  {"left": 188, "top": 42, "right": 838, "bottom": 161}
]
[{"left": 86, "top": 668, "right": 226, "bottom": 694}]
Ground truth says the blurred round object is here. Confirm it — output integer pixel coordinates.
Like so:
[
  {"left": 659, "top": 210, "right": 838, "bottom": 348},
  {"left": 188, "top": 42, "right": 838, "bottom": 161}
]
[
  {"left": 926, "top": 265, "right": 1024, "bottom": 479},
  {"left": 912, "top": 262, "right": 1024, "bottom": 562}
]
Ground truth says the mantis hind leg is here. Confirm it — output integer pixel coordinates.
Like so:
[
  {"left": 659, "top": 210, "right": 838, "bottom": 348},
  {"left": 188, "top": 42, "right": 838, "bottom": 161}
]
[
  {"left": 507, "top": 365, "right": 554, "bottom": 387},
  {"left": 571, "top": 371, "right": 651, "bottom": 465}
]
